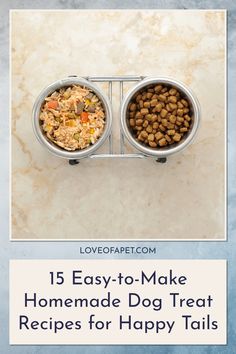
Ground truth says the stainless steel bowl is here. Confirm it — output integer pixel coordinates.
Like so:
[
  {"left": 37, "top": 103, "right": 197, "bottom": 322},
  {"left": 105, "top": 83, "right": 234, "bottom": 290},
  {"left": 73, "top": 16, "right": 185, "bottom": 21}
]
[
  {"left": 121, "top": 77, "right": 200, "bottom": 157},
  {"left": 32, "top": 77, "right": 112, "bottom": 159}
]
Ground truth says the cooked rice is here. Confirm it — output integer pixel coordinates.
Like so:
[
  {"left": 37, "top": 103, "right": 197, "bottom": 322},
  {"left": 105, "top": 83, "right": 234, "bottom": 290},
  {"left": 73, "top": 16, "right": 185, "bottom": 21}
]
[{"left": 40, "top": 85, "right": 105, "bottom": 151}]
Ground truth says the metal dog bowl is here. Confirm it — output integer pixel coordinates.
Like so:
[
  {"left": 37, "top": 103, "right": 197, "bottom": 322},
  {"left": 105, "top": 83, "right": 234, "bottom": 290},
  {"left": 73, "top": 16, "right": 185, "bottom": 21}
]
[
  {"left": 121, "top": 77, "right": 200, "bottom": 158},
  {"left": 32, "top": 77, "right": 112, "bottom": 160}
]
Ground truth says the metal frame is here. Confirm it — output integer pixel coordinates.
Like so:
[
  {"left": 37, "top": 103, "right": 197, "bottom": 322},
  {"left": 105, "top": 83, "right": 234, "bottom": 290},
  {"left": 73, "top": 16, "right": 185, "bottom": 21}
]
[{"left": 69, "top": 76, "right": 167, "bottom": 165}]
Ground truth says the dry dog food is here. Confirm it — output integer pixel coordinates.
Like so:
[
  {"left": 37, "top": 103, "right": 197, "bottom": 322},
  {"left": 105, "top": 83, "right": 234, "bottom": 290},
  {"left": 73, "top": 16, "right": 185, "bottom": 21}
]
[
  {"left": 128, "top": 84, "right": 192, "bottom": 148},
  {"left": 40, "top": 85, "right": 105, "bottom": 151}
]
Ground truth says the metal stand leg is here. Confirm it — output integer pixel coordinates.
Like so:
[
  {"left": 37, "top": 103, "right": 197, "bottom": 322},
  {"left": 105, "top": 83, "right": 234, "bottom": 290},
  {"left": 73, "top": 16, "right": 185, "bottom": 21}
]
[
  {"left": 69, "top": 159, "right": 80, "bottom": 166},
  {"left": 156, "top": 157, "right": 167, "bottom": 163},
  {"left": 108, "top": 81, "right": 113, "bottom": 154},
  {"left": 119, "top": 81, "right": 125, "bottom": 154}
]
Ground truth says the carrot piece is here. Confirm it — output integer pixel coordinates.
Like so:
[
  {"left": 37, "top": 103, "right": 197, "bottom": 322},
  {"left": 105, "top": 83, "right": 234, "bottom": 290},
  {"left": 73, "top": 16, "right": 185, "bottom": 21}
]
[
  {"left": 47, "top": 100, "right": 58, "bottom": 109},
  {"left": 81, "top": 112, "right": 89, "bottom": 123}
]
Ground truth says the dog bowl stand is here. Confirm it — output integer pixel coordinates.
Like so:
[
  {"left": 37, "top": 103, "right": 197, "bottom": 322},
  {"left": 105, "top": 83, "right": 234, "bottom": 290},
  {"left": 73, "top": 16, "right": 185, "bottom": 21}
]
[{"left": 68, "top": 76, "right": 167, "bottom": 166}]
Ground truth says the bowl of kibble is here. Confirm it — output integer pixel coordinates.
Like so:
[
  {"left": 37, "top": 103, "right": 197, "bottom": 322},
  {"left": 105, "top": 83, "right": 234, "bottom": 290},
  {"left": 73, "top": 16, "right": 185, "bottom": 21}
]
[
  {"left": 32, "top": 77, "right": 112, "bottom": 159},
  {"left": 121, "top": 77, "right": 200, "bottom": 157}
]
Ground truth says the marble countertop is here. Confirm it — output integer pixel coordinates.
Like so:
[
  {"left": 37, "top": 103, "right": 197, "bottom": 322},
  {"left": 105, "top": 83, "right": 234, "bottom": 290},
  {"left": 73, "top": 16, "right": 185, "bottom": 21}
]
[{"left": 11, "top": 9, "right": 226, "bottom": 239}]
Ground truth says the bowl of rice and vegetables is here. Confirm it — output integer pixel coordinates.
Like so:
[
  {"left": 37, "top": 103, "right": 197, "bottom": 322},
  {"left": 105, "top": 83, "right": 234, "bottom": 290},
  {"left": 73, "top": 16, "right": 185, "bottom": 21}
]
[{"left": 32, "top": 77, "right": 112, "bottom": 159}]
